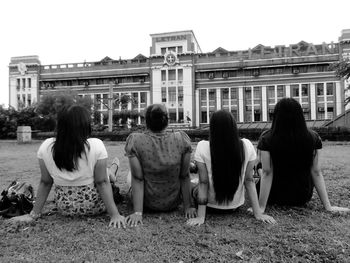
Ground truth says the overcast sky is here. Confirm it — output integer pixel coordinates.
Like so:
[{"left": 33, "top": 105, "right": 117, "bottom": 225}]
[{"left": 1, "top": 0, "right": 349, "bottom": 107}]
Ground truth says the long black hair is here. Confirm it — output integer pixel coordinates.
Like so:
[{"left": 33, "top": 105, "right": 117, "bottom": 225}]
[
  {"left": 210, "top": 110, "right": 245, "bottom": 204},
  {"left": 269, "top": 98, "right": 315, "bottom": 178},
  {"left": 52, "top": 105, "right": 91, "bottom": 171}
]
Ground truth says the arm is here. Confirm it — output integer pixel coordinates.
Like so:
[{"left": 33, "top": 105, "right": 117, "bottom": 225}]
[
  {"left": 126, "top": 156, "right": 144, "bottom": 226},
  {"left": 312, "top": 150, "right": 349, "bottom": 213},
  {"left": 244, "top": 160, "right": 276, "bottom": 224},
  {"left": 180, "top": 152, "right": 196, "bottom": 218},
  {"left": 10, "top": 159, "right": 53, "bottom": 223},
  {"left": 186, "top": 162, "right": 209, "bottom": 226},
  {"left": 258, "top": 150, "right": 273, "bottom": 213},
  {"left": 94, "top": 158, "right": 126, "bottom": 228}
]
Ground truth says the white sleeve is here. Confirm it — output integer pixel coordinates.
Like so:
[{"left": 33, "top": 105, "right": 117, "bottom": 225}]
[
  {"left": 94, "top": 139, "right": 108, "bottom": 160},
  {"left": 244, "top": 139, "right": 257, "bottom": 162},
  {"left": 194, "top": 141, "right": 205, "bottom": 163},
  {"left": 37, "top": 138, "right": 51, "bottom": 159}
]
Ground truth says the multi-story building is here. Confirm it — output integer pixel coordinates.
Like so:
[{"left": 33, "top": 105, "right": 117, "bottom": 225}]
[{"left": 8, "top": 29, "right": 350, "bottom": 127}]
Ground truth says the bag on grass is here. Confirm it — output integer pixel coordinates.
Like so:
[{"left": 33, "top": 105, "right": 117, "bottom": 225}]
[{"left": 0, "top": 181, "right": 35, "bottom": 218}]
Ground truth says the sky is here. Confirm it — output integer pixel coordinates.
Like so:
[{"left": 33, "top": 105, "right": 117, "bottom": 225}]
[{"left": 1, "top": 0, "right": 349, "bottom": 107}]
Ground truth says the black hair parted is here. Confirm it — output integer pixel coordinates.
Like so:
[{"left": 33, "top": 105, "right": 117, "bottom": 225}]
[
  {"left": 209, "top": 110, "right": 245, "bottom": 204},
  {"left": 52, "top": 105, "right": 91, "bottom": 171},
  {"left": 145, "top": 104, "right": 169, "bottom": 132}
]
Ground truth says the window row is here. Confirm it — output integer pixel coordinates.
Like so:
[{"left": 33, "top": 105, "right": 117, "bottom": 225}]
[
  {"left": 196, "top": 64, "right": 332, "bottom": 80},
  {"left": 161, "top": 69, "right": 183, "bottom": 81},
  {"left": 16, "top": 78, "right": 31, "bottom": 89},
  {"left": 161, "top": 46, "right": 183, "bottom": 55},
  {"left": 39, "top": 76, "right": 149, "bottom": 89}
]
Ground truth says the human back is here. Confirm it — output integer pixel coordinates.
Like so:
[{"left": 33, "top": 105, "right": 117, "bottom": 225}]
[{"left": 258, "top": 98, "right": 322, "bottom": 205}]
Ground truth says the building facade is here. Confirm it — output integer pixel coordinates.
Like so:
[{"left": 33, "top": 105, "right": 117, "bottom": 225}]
[{"left": 8, "top": 29, "right": 350, "bottom": 127}]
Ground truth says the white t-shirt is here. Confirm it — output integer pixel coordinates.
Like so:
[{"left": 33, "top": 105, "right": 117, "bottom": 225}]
[
  {"left": 194, "top": 138, "right": 257, "bottom": 209},
  {"left": 37, "top": 138, "right": 108, "bottom": 186}
]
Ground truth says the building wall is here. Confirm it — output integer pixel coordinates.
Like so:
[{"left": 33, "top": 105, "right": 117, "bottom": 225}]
[{"left": 8, "top": 30, "right": 350, "bottom": 128}]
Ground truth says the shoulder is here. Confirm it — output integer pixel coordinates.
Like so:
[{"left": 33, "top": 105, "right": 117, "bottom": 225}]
[
  {"left": 39, "top": 138, "right": 54, "bottom": 149},
  {"left": 241, "top": 138, "right": 254, "bottom": 149},
  {"left": 88, "top": 138, "right": 105, "bottom": 147},
  {"left": 196, "top": 140, "right": 209, "bottom": 150},
  {"left": 257, "top": 129, "right": 272, "bottom": 151},
  {"left": 308, "top": 129, "right": 322, "bottom": 149}
]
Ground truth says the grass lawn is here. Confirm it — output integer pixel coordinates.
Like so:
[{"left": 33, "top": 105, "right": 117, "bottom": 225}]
[{"left": 0, "top": 140, "right": 349, "bottom": 262}]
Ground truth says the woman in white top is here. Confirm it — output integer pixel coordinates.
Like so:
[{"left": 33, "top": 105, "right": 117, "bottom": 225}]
[
  {"left": 11, "top": 105, "right": 126, "bottom": 228},
  {"left": 187, "top": 110, "right": 275, "bottom": 226}
]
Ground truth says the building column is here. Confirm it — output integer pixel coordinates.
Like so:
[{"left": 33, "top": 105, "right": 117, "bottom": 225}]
[
  {"left": 285, "top": 84, "right": 291, "bottom": 97},
  {"left": 216, "top": 88, "right": 221, "bottom": 110},
  {"left": 310, "top": 83, "right": 316, "bottom": 120},
  {"left": 262, "top": 86, "right": 267, "bottom": 121},
  {"left": 195, "top": 89, "right": 200, "bottom": 127},
  {"left": 238, "top": 87, "right": 244, "bottom": 122},
  {"left": 335, "top": 81, "right": 342, "bottom": 115}
]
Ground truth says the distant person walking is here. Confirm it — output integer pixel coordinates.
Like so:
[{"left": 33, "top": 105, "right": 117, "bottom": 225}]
[
  {"left": 187, "top": 110, "right": 275, "bottom": 226},
  {"left": 257, "top": 98, "right": 349, "bottom": 213},
  {"left": 11, "top": 105, "right": 126, "bottom": 227}
]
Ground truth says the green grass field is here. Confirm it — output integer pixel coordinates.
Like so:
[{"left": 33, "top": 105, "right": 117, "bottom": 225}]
[{"left": 0, "top": 140, "right": 349, "bottom": 262}]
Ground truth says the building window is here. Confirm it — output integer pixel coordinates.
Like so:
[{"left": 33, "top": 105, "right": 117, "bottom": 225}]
[
  {"left": 200, "top": 89, "right": 208, "bottom": 124},
  {"left": 178, "top": 69, "right": 183, "bottom": 81},
  {"left": 161, "top": 70, "right": 166, "bottom": 81},
  {"left": 102, "top": 94, "right": 108, "bottom": 110},
  {"left": 277, "top": 85, "right": 285, "bottom": 98},
  {"left": 27, "top": 94, "right": 31, "bottom": 106},
  {"left": 177, "top": 46, "right": 183, "bottom": 53},
  {"left": 222, "top": 88, "right": 229, "bottom": 108},
  {"left": 168, "top": 70, "right": 176, "bottom": 81},
  {"left": 161, "top": 87, "right": 166, "bottom": 102},
  {"left": 168, "top": 47, "right": 176, "bottom": 52},
  {"left": 140, "top": 92, "right": 147, "bottom": 109},
  {"left": 301, "top": 84, "right": 309, "bottom": 96},
  {"left": 291, "top": 84, "right": 299, "bottom": 97},
  {"left": 178, "top": 86, "right": 183, "bottom": 104},
  {"left": 17, "top": 79, "right": 20, "bottom": 90},
  {"left": 161, "top": 48, "right": 166, "bottom": 55},
  {"left": 326, "top": 83, "right": 334, "bottom": 95},
  {"left": 316, "top": 83, "right": 324, "bottom": 96},
  {"left": 168, "top": 87, "right": 176, "bottom": 105},
  {"left": 22, "top": 78, "right": 26, "bottom": 89},
  {"left": 28, "top": 78, "right": 31, "bottom": 88}
]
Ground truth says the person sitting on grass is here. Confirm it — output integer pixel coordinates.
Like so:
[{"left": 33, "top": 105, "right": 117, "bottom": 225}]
[
  {"left": 124, "top": 104, "right": 197, "bottom": 227},
  {"left": 10, "top": 105, "right": 126, "bottom": 228},
  {"left": 257, "top": 98, "right": 350, "bottom": 213},
  {"left": 186, "top": 110, "right": 276, "bottom": 226}
]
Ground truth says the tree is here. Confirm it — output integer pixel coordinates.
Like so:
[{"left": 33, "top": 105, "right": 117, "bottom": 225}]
[{"left": 330, "top": 59, "right": 350, "bottom": 105}]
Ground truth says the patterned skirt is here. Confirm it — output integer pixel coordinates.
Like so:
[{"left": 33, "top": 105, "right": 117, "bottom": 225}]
[{"left": 54, "top": 183, "right": 106, "bottom": 216}]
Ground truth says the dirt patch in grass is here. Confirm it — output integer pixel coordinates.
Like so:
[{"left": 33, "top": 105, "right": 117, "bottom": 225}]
[{"left": 0, "top": 140, "right": 349, "bottom": 262}]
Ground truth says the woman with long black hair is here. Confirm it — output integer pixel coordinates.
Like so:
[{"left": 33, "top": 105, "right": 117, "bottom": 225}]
[
  {"left": 257, "top": 98, "right": 349, "bottom": 212},
  {"left": 187, "top": 110, "right": 275, "bottom": 226},
  {"left": 11, "top": 105, "right": 126, "bottom": 227}
]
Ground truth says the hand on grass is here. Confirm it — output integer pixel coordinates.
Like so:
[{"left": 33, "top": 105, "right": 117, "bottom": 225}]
[
  {"left": 109, "top": 214, "right": 126, "bottom": 228},
  {"left": 327, "top": 206, "right": 350, "bottom": 213},
  {"left": 254, "top": 214, "right": 276, "bottom": 224},
  {"left": 126, "top": 213, "right": 143, "bottom": 227},
  {"left": 185, "top": 207, "right": 197, "bottom": 219},
  {"left": 186, "top": 217, "right": 205, "bottom": 226},
  {"left": 8, "top": 214, "right": 34, "bottom": 224}
]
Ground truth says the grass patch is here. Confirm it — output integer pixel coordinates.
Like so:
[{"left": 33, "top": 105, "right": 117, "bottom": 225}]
[{"left": 0, "top": 140, "right": 349, "bottom": 262}]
